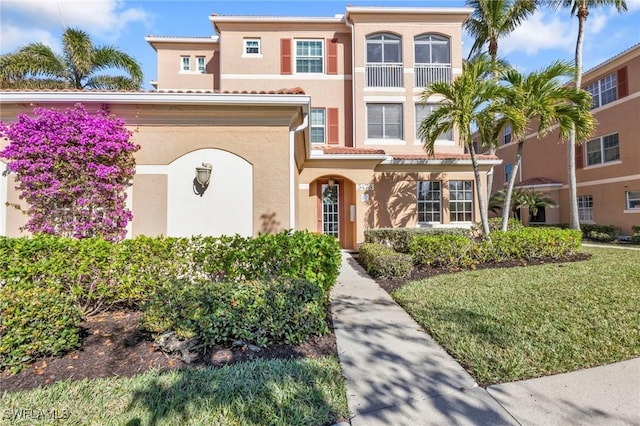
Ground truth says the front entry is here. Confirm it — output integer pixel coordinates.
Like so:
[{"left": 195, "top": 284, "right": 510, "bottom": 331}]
[{"left": 321, "top": 183, "right": 340, "bottom": 237}]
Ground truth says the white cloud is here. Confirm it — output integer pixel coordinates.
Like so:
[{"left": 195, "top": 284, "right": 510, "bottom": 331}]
[
  {"left": 627, "top": 0, "right": 640, "bottom": 12},
  {"left": 0, "top": 24, "right": 60, "bottom": 53},
  {"left": 1, "top": 0, "right": 151, "bottom": 52},
  {"left": 500, "top": 11, "right": 578, "bottom": 56}
]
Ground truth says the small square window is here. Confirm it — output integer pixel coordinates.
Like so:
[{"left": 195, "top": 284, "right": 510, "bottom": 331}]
[
  {"left": 180, "top": 56, "right": 190, "bottom": 72},
  {"left": 196, "top": 56, "right": 206, "bottom": 73},
  {"left": 244, "top": 39, "right": 261, "bottom": 55}
]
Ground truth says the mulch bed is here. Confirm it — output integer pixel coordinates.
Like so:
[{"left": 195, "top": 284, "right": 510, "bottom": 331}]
[{"left": 0, "top": 311, "right": 337, "bottom": 393}]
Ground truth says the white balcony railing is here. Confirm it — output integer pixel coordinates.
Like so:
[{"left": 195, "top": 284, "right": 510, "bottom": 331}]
[
  {"left": 365, "top": 63, "right": 403, "bottom": 88},
  {"left": 414, "top": 63, "right": 451, "bottom": 88}
]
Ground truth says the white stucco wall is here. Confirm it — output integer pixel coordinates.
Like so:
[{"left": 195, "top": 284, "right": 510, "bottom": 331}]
[{"left": 166, "top": 148, "right": 253, "bottom": 237}]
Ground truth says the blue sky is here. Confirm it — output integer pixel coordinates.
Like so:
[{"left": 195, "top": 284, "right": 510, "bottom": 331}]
[{"left": 1, "top": 0, "right": 639, "bottom": 90}]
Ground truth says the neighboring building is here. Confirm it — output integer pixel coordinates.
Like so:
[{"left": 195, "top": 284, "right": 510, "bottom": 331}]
[
  {"left": 0, "top": 6, "right": 502, "bottom": 249},
  {"left": 491, "top": 44, "right": 640, "bottom": 235}
]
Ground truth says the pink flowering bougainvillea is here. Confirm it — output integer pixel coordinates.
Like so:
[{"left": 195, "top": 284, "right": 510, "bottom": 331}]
[{"left": 0, "top": 104, "right": 140, "bottom": 241}]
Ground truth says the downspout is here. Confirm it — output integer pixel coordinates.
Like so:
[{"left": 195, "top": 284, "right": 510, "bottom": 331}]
[
  {"left": 345, "top": 14, "right": 356, "bottom": 148},
  {"left": 289, "top": 113, "right": 308, "bottom": 230}
]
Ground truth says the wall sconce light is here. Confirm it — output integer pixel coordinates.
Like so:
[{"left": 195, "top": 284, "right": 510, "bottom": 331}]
[
  {"left": 328, "top": 177, "right": 336, "bottom": 188},
  {"left": 193, "top": 162, "right": 213, "bottom": 197}
]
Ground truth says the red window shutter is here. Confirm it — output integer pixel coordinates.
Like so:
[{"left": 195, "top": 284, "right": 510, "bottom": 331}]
[
  {"left": 280, "top": 38, "right": 292, "bottom": 75},
  {"left": 328, "top": 108, "right": 339, "bottom": 144},
  {"left": 575, "top": 144, "right": 584, "bottom": 169},
  {"left": 617, "top": 66, "right": 628, "bottom": 98},
  {"left": 327, "top": 38, "right": 338, "bottom": 75}
]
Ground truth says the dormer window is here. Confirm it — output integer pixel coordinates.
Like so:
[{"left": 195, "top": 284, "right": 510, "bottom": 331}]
[
  {"left": 196, "top": 56, "right": 206, "bottom": 73},
  {"left": 244, "top": 39, "right": 261, "bottom": 56}
]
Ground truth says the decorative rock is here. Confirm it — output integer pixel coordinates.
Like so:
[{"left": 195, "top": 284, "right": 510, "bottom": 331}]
[{"left": 210, "top": 349, "right": 234, "bottom": 363}]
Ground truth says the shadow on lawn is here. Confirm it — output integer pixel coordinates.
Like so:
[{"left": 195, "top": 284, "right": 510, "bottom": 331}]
[{"left": 124, "top": 359, "right": 345, "bottom": 426}]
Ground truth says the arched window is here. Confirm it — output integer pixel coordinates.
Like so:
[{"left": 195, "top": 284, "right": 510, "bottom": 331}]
[
  {"left": 414, "top": 34, "right": 450, "bottom": 64},
  {"left": 366, "top": 33, "right": 402, "bottom": 63}
]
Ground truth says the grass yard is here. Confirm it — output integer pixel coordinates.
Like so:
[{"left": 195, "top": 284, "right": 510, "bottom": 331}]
[
  {"left": 0, "top": 357, "right": 349, "bottom": 426},
  {"left": 392, "top": 246, "right": 640, "bottom": 387}
]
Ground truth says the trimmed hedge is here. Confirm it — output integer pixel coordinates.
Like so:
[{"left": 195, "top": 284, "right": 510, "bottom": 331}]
[
  {"left": 410, "top": 228, "right": 582, "bottom": 269},
  {"left": 365, "top": 227, "right": 469, "bottom": 253},
  {"left": 358, "top": 243, "right": 413, "bottom": 279},
  {"left": 581, "top": 224, "right": 620, "bottom": 241},
  {"left": 0, "top": 281, "right": 83, "bottom": 373},
  {"left": 631, "top": 234, "right": 640, "bottom": 245},
  {"left": 473, "top": 217, "right": 524, "bottom": 233},
  {"left": 141, "top": 277, "right": 328, "bottom": 347}
]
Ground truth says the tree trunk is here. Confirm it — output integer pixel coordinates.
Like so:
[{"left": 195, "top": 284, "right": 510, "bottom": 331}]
[
  {"left": 568, "top": 6, "right": 587, "bottom": 231},
  {"left": 469, "top": 143, "right": 490, "bottom": 237},
  {"left": 501, "top": 141, "right": 523, "bottom": 231}
]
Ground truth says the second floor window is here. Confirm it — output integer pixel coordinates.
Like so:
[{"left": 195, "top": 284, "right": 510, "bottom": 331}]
[
  {"left": 414, "top": 34, "right": 450, "bottom": 64},
  {"left": 311, "top": 108, "right": 326, "bottom": 144},
  {"left": 627, "top": 191, "right": 640, "bottom": 209},
  {"left": 586, "top": 133, "right": 619, "bottom": 166},
  {"left": 296, "top": 40, "right": 323, "bottom": 73},
  {"left": 196, "top": 56, "right": 205, "bottom": 73},
  {"left": 180, "top": 56, "right": 190, "bottom": 72},
  {"left": 585, "top": 73, "right": 616, "bottom": 109},
  {"left": 415, "top": 104, "right": 452, "bottom": 141},
  {"left": 244, "top": 39, "right": 261, "bottom": 55},
  {"left": 366, "top": 33, "right": 401, "bottom": 63},
  {"left": 367, "top": 104, "right": 403, "bottom": 140}
]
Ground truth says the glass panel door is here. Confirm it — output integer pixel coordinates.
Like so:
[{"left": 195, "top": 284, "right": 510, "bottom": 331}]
[{"left": 322, "top": 184, "right": 339, "bottom": 237}]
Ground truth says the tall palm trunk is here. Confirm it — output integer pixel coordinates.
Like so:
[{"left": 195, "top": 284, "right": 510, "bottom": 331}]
[
  {"left": 568, "top": 5, "right": 587, "bottom": 230},
  {"left": 501, "top": 141, "right": 523, "bottom": 231},
  {"left": 469, "top": 143, "right": 491, "bottom": 236}
]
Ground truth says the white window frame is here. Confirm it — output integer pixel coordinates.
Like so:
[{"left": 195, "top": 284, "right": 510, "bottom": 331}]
[
  {"left": 585, "top": 133, "right": 620, "bottom": 167},
  {"left": 505, "top": 163, "right": 513, "bottom": 183},
  {"left": 578, "top": 195, "right": 593, "bottom": 222},
  {"left": 196, "top": 56, "right": 206, "bottom": 73},
  {"left": 449, "top": 180, "right": 473, "bottom": 222},
  {"left": 417, "top": 181, "right": 442, "bottom": 224},
  {"left": 180, "top": 56, "right": 190, "bottom": 72},
  {"left": 366, "top": 33, "right": 402, "bottom": 64},
  {"left": 295, "top": 39, "right": 323, "bottom": 74},
  {"left": 585, "top": 73, "right": 616, "bottom": 109},
  {"left": 310, "top": 108, "right": 326, "bottom": 144},
  {"left": 626, "top": 191, "right": 640, "bottom": 210},
  {"left": 366, "top": 103, "right": 403, "bottom": 141},
  {"left": 243, "top": 38, "right": 261, "bottom": 57},
  {"left": 503, "top": 124, "right": 512, "bottom": 144},
  {"left": 415, "top": 103, "right": 452, "bottom": 142},
  {"left": 414, "top": 34, "right": 450, "bottom": 65}
]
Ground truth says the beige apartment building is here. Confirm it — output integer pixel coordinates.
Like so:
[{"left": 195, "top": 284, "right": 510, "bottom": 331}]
[
  {"left": 1, "top": 6, "right": 502, "bottom": 249},
  {"left": 491, "top": 44, "right": 640, "bottom": 236}
]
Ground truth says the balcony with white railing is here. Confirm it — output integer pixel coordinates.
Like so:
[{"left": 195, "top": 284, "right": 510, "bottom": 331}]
[
  {"left": 365, "top": 63, "right": 403, "bottom": 88},
  {"left": 414, "top": 63, "right": 451, "bottom": 88}
]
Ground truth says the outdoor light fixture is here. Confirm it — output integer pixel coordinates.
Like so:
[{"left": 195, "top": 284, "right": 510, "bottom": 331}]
[
  {"left": 328, "top": 177, "right": 336, "bottom": 188},
  {"left": 193, "top": 162, "right": 213, "bottom": 197}
]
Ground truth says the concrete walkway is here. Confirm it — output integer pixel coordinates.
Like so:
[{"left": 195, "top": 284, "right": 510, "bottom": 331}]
[{"left": 331, "top": 251, "right": 640, "bottom": 425}]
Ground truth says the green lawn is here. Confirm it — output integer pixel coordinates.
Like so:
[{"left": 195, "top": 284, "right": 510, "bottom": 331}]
[
  {"left": 393, "top": 246, "right": 640, "bottom": 387},
  {"left": 0, "top": 357, "right": 349, "bottom": 426}
]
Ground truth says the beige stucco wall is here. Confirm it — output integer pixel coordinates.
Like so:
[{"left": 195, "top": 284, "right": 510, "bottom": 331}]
[
  {"left": 153, "top": 41, "right": 219, "bottom": 90},
  {"left": 132, "top": 174, "right": 168, "bottom": 236}
]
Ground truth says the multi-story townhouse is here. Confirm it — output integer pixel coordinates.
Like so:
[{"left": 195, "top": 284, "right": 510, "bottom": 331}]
[
  {"left": 491, "top": 44, "right": 640, "bottom": 236},
  {"left": 1, "top": 6, "right": 502, "bottom": 249}
]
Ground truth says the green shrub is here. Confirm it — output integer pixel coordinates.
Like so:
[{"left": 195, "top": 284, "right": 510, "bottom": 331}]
[
  {"left": 365, "top": 227, "right": 469, "bottom": 253},
  {"left": 528, "top": 223, "right": 570, "bottom": 229},
  {"left": 586, "top": 231, "right": 616, "bottom": 243},
  {"left": 410, "top": 234, "right": 478, "bottom": 269},
  {"left": 0, "top": 281, "right": 83, "bottom": 372},
  {"left": 488, "top": 228, "right": 582, "bottom": 261},
  {"left": 630, "top": 234, "right": 640, "bottom": 245},
  {"left": 358, "top": 243, "right": 413, "bottom": 279},
  {"left": 141, "top": 277, "right": 328, "bottom": 347},
  {"left": 473, "top": 217, "right": 524, "bottom": 233},
  {"left": 581, "top": 224, "right": 620, "bottom": 240},
  {"left": 631, "top": 226, "right": 640, "bottom": 234}
]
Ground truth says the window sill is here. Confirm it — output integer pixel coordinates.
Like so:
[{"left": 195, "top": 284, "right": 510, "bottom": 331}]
[
  {"left": 583, "top": 160, "right": 622, "bottom": 170},
  {"left": 178, "top": 71, "right": 206, "bottom": 75},
  {"left": 623, "top": 209, "right": 640, "bottom": 214}
]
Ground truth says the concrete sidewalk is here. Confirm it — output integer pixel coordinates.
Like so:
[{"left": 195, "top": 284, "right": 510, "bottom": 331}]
[{"left": 331, "top": 251, "right": 640, "bottom": 425}]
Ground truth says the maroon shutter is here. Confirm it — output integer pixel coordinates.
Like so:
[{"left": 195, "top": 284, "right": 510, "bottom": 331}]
[
  {"left": 280, "top": 39, "right": 292, "bottom": 75},
  {"left": 327, "top": 38, "right": 338, "bottom": 75},
  {"left": 328, "top": 108, "right": 339, "bottom": 144},
  {"left": 575, "top": 144, "right": 584, "bottom": 169},
  {"left": 617, "top": 66, "right": 628, "bottom": 99}
]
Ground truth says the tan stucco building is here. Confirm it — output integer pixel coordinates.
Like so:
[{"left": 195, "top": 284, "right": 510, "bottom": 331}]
[
  {"left": 1, "top": 6, "right": 502, "bottom": 249},
  {"left": 491, "top": 44, "right": 640, "bottom": 236}
]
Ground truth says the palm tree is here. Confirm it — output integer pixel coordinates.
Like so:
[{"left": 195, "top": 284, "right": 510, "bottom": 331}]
[
  {"left": 496, "top": 61, "right": 595, "bottom": 231},
  {"left": 550, "top": 0, "right": 627, "bottom": 230},
  {"left": 418, "top": 54, "right": 524, "bottom": 237},
  {"left": 0, "top": 27, "right": 143, "bottom": 90},
  {"left": 489, "top": 188, "right": 557, "bottom": 220},
  {"left": 464, "top": 0, "right": 539, "bottom": 206}
]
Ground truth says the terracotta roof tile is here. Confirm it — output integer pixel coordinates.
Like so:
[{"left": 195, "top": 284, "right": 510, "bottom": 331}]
[
  {"left": 0, "top": 87, "right": 306, "bottom": 95},
  {"left": 393, "top": 153, "right": 498, "bottom": 161},
  {"left": 315, "top": 146, "right": 386, "bottom": 155},
  {"left": 513, "top": 177, "right": 563, "bottom": 187}
]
